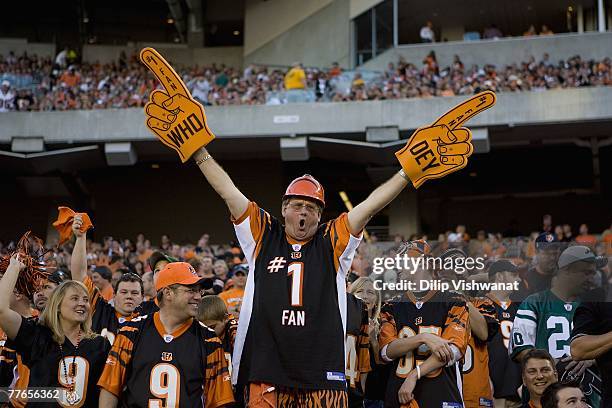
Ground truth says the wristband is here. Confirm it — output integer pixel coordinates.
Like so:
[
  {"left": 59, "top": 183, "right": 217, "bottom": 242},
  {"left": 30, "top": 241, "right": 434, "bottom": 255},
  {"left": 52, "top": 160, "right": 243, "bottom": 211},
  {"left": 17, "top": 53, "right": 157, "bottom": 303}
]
[
  {"left": 195, "top": 154, "right": 212, "bottom": 166},
  {"left": 416, "top": 365, "right": 421, "bottom": 380},
  {"left": 398, "top": 169, "right": 410, "bottom": 182}
]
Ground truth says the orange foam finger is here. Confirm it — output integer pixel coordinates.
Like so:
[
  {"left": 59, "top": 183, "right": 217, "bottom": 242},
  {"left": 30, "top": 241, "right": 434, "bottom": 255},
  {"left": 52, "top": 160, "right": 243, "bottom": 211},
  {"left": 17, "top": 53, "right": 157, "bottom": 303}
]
[
  {"left": 140, "top": 48, "right": 191, "bottom": 98},
  {"left": 432, "top": 90, "right": 496, "bottom": 130}
]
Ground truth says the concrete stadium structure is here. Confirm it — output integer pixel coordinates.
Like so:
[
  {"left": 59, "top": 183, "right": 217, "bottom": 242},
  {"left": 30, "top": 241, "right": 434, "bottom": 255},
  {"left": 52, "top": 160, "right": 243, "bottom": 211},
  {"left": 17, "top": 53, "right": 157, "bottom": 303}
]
[{"left": 1, "top": 0, "right": 611, "bottom": 244}]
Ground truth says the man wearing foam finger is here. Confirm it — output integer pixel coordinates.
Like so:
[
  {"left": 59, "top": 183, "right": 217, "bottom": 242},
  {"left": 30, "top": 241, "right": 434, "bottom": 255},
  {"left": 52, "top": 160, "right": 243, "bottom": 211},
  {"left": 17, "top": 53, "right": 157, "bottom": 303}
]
[{"left": 139, "top": 47, "right": 496, "bottom": 407}]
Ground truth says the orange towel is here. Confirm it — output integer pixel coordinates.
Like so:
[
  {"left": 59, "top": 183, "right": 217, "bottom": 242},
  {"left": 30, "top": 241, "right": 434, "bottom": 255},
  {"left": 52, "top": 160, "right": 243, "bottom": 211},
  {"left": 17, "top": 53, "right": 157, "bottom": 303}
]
[{"left": 52, "top": 206, "right": 94, "bottom": 245}]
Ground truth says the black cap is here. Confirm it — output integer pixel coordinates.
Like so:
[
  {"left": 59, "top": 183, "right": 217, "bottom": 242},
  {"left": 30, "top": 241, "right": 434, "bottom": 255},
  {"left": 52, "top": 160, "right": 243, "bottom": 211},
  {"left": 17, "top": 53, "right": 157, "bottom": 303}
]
[
  {"left": 93, "top": 266, "right": 112, "bottom": 282},
  {"left": 148, "top": 251, "right": 177, "bottom": 271},
  {"left": 47, "top": 269, "right": 70, "bottom": 285},
  {"left": 535, "top": 232, "right": 559, "bottom": 250},
  {"left": 488, "top": 259, "right": 518, "bottom": 280},
  {"left": 202, "top": 277, "right": 224, "bottom": 294}
]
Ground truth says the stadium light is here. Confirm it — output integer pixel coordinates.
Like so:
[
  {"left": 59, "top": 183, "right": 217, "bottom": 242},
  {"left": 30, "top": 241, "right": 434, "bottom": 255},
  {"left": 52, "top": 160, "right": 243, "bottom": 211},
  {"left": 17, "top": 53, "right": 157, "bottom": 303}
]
[
  {"left": 11, "top": 137, "right": 44, "bottom": 153},
  {"left": 104, "top": 142, "right": 137, "bottom": 166},
  {"left": 280, "top": 136, "right": 309, "bottom": 161},
  {"left": 366, "top": 126, "right": 399, "bottom": 142}
]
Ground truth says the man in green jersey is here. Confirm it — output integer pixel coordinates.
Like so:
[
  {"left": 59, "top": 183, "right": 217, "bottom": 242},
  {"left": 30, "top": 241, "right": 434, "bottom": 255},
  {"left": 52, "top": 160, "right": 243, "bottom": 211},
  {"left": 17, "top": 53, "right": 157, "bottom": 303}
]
[
  {"left": 509, "top": 246, "right": 607, "bottom": 407},
  {"left": 509, "top": 246, "right": 606, "bottom": 362}
]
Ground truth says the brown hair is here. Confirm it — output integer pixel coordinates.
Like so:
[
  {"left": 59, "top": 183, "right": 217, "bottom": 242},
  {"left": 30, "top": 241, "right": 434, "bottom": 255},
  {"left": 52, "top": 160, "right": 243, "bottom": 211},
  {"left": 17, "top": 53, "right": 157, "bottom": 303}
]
[
  {"left": 198, "top": 295, "right": 228, "bottom": 322},
  {"left": 113, "top": 272, "right": 144, "bottom": 294},
  {"left": 521, "top": 348, "right": 556, "bottom": 375}
]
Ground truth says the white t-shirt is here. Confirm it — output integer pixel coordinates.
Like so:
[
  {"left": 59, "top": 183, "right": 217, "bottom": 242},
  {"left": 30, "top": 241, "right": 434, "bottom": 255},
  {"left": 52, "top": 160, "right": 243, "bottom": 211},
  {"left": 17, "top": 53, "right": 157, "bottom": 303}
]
[
  {"left": 0, "top": 89, "right": 16, "bottom": 112},
  {"left": 55, "top": 50, "right": 67, "bottom": 67},
  {"left": 191, "top": 79, "right": 210, "bottom": 102},
  {"left": 420, "top": 26, "right": 435, "bottom": 42}
]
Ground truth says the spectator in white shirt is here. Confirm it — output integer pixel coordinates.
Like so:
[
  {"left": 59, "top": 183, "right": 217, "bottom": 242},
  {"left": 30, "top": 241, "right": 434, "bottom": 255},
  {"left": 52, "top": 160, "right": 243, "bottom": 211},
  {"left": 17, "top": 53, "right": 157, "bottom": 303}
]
[
  {"left": 0, "top": 80, "right": 16, "bottom": 112},
  {"left": 420, "top": 21, "right": 435, "bottom": 43},
  {"left": 188, "top": 76, "right": 211, "bottom": 104},
  {"left": 55, "top": 46, "right": 68, "bottom": 68}
]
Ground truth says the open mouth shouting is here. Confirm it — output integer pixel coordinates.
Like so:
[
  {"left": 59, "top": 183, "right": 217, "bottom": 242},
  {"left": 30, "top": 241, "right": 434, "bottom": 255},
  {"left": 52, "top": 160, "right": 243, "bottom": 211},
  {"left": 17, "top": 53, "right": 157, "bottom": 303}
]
[{"left": 35, "top": 296, "right": 47, "bottom": 309}]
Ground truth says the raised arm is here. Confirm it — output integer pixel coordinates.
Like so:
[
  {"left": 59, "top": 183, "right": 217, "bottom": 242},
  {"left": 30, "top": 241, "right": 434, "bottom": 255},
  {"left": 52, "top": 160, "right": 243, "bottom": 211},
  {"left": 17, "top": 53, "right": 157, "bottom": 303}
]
[
  {"left": 192, "top": 147, "right": 249, "bottom": 220},
  {"left": 70, "top": 214, "right": 88, "bottom": 282},
  {"left": 0, "top": 255, "right": 26, "bottom": 340},
  {"left": 347, "top": 171, "right": 409, "bottom": 236}
]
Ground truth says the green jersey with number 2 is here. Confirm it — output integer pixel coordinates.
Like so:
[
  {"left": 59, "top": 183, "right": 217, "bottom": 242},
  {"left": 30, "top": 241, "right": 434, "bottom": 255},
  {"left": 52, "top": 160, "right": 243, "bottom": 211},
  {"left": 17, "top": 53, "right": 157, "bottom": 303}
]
[{"left": 509, "top": 290, "right": 578, "bottom": 359}]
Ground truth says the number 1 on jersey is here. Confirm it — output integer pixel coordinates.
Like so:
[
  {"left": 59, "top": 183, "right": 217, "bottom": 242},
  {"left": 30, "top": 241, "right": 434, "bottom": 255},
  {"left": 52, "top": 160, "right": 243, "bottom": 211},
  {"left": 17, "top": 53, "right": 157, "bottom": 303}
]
[{"left": 288, "top": 262, "right": 304, "bottom": 307}]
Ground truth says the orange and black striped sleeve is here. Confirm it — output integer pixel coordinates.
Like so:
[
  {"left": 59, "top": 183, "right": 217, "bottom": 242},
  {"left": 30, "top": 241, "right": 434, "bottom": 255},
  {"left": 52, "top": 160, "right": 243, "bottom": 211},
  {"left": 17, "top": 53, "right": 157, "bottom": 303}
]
[
  {"left": 97, "top": 326, "right": 137, "bottom": 397},
  {"left": 441, "top": 294, "right": 470, "bottom": 355},
  {"left": 357, "top": 305, "right": 372, "bottom": 374},
  {"left": 472, "top": 297, "right": 499, "bottom": 343},
  {"left": 83, "top": 275, "right": 103, "bottom": 316},
  {"left": 378, "top": 303, "right": 399, "bottom": 350},
  {"left": 232, "top": 201, "right": 271, "bottom": 262},
  {"left": 204, "top": 335, "right": 235, "bottom": 407},
  {"left": 326, "top": 213, "right": 362, "bottom": 273}
]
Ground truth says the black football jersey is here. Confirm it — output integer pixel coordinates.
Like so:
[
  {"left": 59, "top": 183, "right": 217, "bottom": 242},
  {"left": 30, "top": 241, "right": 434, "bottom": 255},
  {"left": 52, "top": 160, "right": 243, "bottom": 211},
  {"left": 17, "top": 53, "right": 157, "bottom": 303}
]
[
  {"left": 232, "top": 202, "right": 361, "bottom": 390},
  {"left": 0, "top": 329, "right": 16, "bottom": 387},
  {"left": 0, "top": 316, "right": 37, "bottom": 388},
  {"left": 12, "top": 316, "right": 111, "bottom": 407},
  {"left": 136, "top": 298, "right": 160, "bottom": 316},
  {"left": 98, "top": 312, "right": 234, "bottom": 408},
  {"left": 571, "top": 302, "right": 612, "bottom": 408},
  {"left": 84, "top": 277, "right": 139, "bottom": 345},
  {"left": 346, "top": 293, "right": 371, "bottom": 407},
  {"left": 486, "top": 296, "right": 522, "bottom": 399},
  {"left": 379, "top": 290, "right": 469, "bottom": 408}
]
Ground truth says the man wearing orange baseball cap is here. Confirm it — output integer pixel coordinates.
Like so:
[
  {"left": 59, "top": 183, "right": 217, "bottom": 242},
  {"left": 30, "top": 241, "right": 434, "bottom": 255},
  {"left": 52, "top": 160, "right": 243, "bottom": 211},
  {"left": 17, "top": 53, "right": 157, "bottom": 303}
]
[
  {"left": 98, "top": 262, "right": 235, "bottom": 407},
  {"left": 154, "top": 261, "right": 205, "bottom": 294}
]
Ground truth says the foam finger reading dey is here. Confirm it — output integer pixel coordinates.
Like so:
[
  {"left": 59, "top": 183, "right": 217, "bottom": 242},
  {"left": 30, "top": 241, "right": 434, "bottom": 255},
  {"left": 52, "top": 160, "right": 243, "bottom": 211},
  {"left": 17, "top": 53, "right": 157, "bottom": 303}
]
[
  {"left": 395, "top": 91, "right": 497, "bottom": 189},
  {"left": 140, "top": 47, "right": 216, "bottom": 163}
]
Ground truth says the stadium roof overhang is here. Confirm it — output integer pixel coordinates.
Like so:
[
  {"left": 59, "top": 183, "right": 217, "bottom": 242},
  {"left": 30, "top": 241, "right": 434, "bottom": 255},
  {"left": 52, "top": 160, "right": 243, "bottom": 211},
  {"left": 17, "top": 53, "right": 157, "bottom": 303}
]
[{"left": 2, "top": 118, "right": 611, "bottom": 176}]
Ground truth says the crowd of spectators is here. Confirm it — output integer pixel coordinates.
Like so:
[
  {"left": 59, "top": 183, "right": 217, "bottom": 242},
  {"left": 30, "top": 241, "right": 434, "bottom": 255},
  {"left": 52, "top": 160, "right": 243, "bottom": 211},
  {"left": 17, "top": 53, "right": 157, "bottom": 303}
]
[
  {"left": 349, "top": 220, "right": 611, "bottom": 296},
  {"left": 0, "top": 48, "right": 610, "bottom": 111},
  {"left": 0, "top": 218, "right": 609, "bottom": 314},
  {"left": 341, "top": 52, "right": 611, "bottom": 102}
]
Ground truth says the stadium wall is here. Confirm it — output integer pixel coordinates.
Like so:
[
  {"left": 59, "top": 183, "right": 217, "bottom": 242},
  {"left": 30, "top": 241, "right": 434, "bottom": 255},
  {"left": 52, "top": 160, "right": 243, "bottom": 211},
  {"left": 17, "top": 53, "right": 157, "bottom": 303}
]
[
  {"left": 350, "top": 0, "right": 385, "bottom": 19},
  {"left": 244, "top": 0, "right": 332, "bottom": 55},
  {"left": 361, "top": 32, "right": 612, "bottom": 71},
  {"left": 243, "top": 0, "right": 351, "bottom": 68},
  {"left": 1, "top": 88, "right": 610, "bottom": 143},
  {"left": 82, "top": 44, "right": 244, "bottom": 68},
  {"left": 0, "top": 39, "right": 55, "bottom": 58}
]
